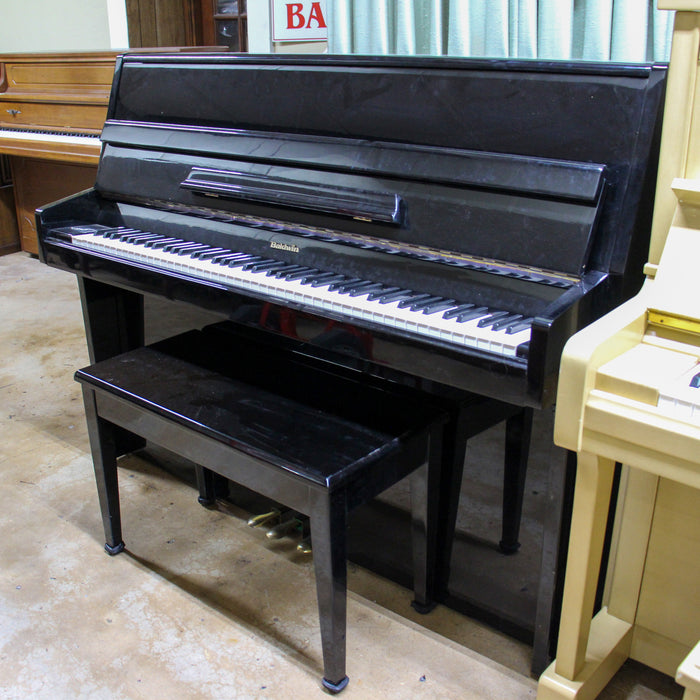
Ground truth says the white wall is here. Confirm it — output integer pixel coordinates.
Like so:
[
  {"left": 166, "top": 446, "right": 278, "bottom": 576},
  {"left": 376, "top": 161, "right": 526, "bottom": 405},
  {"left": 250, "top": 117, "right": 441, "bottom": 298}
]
[{"left": 0, "top": 0, "right": 127, "bottom": 53}]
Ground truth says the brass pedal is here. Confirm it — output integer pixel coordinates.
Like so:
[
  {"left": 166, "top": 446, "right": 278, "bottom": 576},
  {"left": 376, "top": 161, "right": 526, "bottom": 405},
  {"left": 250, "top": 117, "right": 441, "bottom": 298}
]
[
  {"left": 297, "top": 536, "right": 312, "bottom": 554},
  {"left": 266, "top": 519, "right": 299, "bottom": 539},
  {"left": 247, "top": 509, "right": 280, "bottom": 528}
]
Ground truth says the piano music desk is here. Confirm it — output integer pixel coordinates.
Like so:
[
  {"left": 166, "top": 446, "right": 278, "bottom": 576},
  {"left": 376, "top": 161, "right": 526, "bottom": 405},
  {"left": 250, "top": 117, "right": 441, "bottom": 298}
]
[{"left": 74, "top": 328, "right": 446, "bottom": 693}]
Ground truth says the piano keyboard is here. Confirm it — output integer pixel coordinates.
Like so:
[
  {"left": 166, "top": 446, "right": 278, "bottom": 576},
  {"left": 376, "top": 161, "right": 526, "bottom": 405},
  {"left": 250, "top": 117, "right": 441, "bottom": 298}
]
[
  {"left": 657, "top": 364, "right": 700, "bottom": 424},
  {"left": 0, "top": 128, "right": 100, "bottom": 147},
  {"left": 53, "top": 225, "right": 533, "bottom": 358}
]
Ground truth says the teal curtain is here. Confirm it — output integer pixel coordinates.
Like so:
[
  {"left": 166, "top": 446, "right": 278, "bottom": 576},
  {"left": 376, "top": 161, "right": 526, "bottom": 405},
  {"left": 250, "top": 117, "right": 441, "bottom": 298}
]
[{"left": 327, "top": 0, "right": 674, "bottom": 62}]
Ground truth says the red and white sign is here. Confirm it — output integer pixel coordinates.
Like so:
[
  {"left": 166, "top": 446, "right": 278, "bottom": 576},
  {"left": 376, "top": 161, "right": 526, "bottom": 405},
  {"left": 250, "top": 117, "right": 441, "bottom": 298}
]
[{"left": 271, "top": 0, "right": 328, "bottom": 42}]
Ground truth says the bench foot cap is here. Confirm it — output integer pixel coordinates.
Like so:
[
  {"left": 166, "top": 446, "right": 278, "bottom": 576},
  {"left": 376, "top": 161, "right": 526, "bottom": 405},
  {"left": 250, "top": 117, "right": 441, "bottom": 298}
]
[
  {"left": 322, "top": 675, "right": 349, "bottom": 693},
  {"left": 104, "top": 541, "right": 125, "bottom": 556},
  {"left": 498, "top": 540, "right": 520, "bottom": 555},
  {"left": 411, "top": 599, "right": 437, "bottom": 614}
]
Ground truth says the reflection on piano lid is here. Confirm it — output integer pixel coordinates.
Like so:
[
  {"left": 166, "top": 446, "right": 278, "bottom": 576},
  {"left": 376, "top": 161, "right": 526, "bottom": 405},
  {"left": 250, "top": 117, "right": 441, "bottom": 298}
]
[{"left": 37, "top": 54, "right": 667, "bottom": 407}]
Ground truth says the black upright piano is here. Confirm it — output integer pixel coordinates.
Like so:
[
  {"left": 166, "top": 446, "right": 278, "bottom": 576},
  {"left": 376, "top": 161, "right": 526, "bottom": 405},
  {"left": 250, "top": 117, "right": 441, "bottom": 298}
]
[{"left": 36, "top": 54, "right": 666, "bottom": 672}]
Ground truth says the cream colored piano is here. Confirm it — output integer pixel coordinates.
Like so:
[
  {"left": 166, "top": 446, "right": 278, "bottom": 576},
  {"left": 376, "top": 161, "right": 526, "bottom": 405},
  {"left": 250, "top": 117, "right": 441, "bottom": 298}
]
[{"left": 537, "top": 3, "right": 700, "bottom": 698}]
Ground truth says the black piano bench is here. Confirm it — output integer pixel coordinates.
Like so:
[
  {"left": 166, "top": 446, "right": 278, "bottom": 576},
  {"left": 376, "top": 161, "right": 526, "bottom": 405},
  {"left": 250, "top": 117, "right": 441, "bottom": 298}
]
[{"left": 74, "top": 332, "right": 445, "bottom": 693}]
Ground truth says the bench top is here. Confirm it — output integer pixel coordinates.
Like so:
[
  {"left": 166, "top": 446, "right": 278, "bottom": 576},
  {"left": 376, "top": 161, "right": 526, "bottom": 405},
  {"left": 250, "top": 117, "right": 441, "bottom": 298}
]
[{"left": 75, "top": 334, "right": 443, "bottom": 488}]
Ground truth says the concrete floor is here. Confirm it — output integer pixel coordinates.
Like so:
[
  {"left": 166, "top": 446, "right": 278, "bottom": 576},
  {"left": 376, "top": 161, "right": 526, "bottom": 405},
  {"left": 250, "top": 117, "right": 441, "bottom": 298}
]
[{"left": 0, "top": 251, "right": 683, "bottom": 699}]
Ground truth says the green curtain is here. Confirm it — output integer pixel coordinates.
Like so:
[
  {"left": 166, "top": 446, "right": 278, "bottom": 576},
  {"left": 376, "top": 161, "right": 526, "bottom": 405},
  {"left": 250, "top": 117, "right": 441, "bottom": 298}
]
[{"left": 327, "top": 0, "right": 674, "bottom": 62}]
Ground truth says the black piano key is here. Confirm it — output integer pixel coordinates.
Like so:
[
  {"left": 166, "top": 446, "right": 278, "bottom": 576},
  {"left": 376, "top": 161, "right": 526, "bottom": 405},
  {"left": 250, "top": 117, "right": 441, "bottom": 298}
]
[
  {"left": 269, "top": 264, "right": 309, "bottom": 278},
  {"left": 328, "top": 277, "right": 360, "bottom": 291},
  {"left": 243, "top": 259, "right": 283, "bottom": 272},
  {"left": 455, "top": 306, "right": 489, "bottom": 323},
  {"left": 177, "top": 243, "right": 211, "bottom": 256},
  {"left": 477, "top": 310, "right": 512, "bottom": 328},
  {"left": 408, "top": 295, "right": 448, "bottom": 311},
  {"left": 163, "top": 241, "right": 203, "bottom": 253},
  {"left": 397, "top": 293, "right": 434, "bottom": 309},
  {"left": 249, "top": 261, "right": 291, "bottom": 274},
  {"left": 309, "top": 273, "right": 347, "bottom": 287},
  {"left": 505, "top": 318, "right": 534, "bottom": 334},
  {"left": 442, "top": 303, "right": 476, "bottom": 319},
  {"left": 146, "top": 237, "right": 183, "bottom": 249},
  {"left": 333, "top": 279, "right": 374, "bottom": 294},
  {"left": 377, "top": 289, "right": 417, "bottom": 304},
  {"left": 348, "top": 282, "right": 386, "bottom": 297},
  {"left": 297, "top": 271, "right": 335, "bottom": 284},
  {"left": 280, "top": 267, "right": 316, "bottom": 280},
  {"left": 367, "top": 286, "right": 402, "bottom": 301},
  {"left": 227, "top": 255, "right": 265, "bottom": 268},
  {"left": 122, "top": 232, "right": 158, "bottom": 244},
  {"left": 420, "top": 299, "right": 458, "bottom": 315},
  {"left": 690, "top": 372, "right": 700, "bottom": 388},
  {"left": 105, "top": 227, "right": 140, "bottom": 239},
  {"left": 193, "top": 247, "right": 231, "bottom": 260},
  {"left": 211, "top": 252, "right": 248, "bottom": 264},
  {"left": 491, "top": 313, "right": 524, "bottom": 330}
]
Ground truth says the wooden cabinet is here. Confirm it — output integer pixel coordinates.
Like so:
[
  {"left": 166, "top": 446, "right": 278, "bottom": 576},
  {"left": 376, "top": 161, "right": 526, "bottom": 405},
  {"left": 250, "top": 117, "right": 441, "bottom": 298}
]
[
  {"left": 0, "top": 51, "right": 115, "bottom": 254},
  {"left": 11, "top": 158, "right": 97, "bottom": 254}
]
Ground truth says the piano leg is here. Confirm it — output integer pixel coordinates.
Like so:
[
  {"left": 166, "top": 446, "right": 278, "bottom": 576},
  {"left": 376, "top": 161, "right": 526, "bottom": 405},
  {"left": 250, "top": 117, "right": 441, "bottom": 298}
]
[
  {"left": 78, "top": 277, "right": 146, "bottom": 456},
  {"left": 499, "top": 408, "right": 534, "bottom": 554},
  {"left": 309, "top": 489, "right": 349, "bottom": 693},
  {"left": 78, "top": 277, "right": 144, "bottom": 363},
  {"left": 195, "top": 465, "right": 217, "bottom": 507},
  {"left": 410, "top": 452, "right": 439, "bottom": 614},
  {"left": 81, "top": 385, "right": 125, "bottom": 555},
  {"left": 532, "top": 426, "right": 575, "bottom": 676},
  {"left": 434, "top": 397, "right": 529, "bottom": 591},
  {"left": 433, "top": 402, "right": 471, "bottom": 597},
  {"left": 536, "top": 452, "right": 633, "bottom": 699},
  {"left": 553, "top": 451, "right": 618, "bottom": 679}
]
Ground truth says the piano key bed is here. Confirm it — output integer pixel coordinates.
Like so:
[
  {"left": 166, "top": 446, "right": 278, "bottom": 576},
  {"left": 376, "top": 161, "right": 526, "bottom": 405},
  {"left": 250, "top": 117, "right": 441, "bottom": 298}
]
[{"left": 74, "top": 325, "right": 446, "bottom": 692}]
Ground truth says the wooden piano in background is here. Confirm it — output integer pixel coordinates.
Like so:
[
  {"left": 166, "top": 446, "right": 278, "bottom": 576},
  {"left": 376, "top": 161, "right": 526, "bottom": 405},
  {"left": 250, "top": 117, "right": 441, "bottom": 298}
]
[
  {"left": 538, "top": 3, "right": 700, "bottom": 698},
  {"left": 35, "top": 53, "right": 668, "bottom": 673},
  {"left": 0, "top": 49, "right": 222, "bottom": 254},
  {"left": 0, "top": 51, "right": 115, "bottom": 254}
]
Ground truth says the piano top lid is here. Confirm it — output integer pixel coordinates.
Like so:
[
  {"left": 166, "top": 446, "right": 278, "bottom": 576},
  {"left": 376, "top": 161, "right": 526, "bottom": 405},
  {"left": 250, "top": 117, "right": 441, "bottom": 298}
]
[{"left": 101, "top": 53, "right": 667, "bottom": 282}]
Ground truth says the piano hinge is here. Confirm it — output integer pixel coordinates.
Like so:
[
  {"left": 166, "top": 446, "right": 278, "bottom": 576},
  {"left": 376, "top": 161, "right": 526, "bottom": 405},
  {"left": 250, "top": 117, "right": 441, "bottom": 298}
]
[{"left": 647, "top": 309, "right": 700, "bottom": 336}]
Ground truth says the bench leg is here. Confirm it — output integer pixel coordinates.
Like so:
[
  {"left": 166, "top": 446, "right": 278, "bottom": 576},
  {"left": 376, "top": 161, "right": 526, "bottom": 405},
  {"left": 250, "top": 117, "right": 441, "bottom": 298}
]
[
  {"left": 499, "top": 407, "right": 533, "bottom": 554},
  {"left": 410, "top": 443, "right": 439, "bottom": 613},
  {"left": 81, "top": 386, "right": 125, "bottom": 555},
  {"left": 310, "top": 490, "right": 349, "bottom": 693}
]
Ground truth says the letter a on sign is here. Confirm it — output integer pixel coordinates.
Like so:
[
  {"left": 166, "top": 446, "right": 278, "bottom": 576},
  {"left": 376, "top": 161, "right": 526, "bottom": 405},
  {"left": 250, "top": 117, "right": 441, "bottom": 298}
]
[{"left": 271, "top": 0, "right": 328, "bottom": 41}]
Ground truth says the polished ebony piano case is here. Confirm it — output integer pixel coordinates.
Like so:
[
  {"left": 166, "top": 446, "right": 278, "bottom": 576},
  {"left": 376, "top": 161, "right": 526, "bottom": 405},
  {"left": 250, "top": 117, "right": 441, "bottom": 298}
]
[{"left": 36, "top": 53, "right": 667, "bottom": 672}]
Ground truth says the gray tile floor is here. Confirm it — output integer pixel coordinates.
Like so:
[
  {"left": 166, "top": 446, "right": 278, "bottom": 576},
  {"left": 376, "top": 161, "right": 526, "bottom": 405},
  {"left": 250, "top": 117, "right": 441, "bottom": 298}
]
[{"left": 0, "top": 252, "right": 682, "bottom": 698}]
